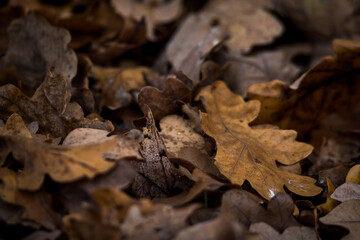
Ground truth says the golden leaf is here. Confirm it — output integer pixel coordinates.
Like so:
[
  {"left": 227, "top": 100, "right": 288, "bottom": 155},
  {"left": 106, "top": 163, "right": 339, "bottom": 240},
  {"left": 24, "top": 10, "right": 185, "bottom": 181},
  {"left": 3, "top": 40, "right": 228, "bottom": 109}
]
[{"left": 196, "top": 81, "right": 322, "bottom": 199}]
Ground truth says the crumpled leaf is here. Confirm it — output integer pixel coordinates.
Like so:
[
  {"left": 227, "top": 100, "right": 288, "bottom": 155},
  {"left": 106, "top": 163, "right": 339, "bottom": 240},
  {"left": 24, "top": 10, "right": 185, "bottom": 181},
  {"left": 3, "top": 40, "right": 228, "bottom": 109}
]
[
  {"left": 247, "top": 39, "right": 360, "bottom": 138},
  {"left": 220, "top": 190, "right": 300, "bottom": 232},
  {"left": 111, "top": 0, "right": 182, "bottom": 40},
  {"left": 0, "top": 134, "right": 139, "bottom": 191},
  {"left": 331, "top": 182, "right": 360, "bottom": 202},
  {"left": 131, "top": 107, "right": 176, "bottom": 198},
  {"left": 197, "top": 81, "right": 322, "bottom": 199},
  {"left": 317, "top": 178, "right": 339, "bottom": 214},
  {"left": 320, "top": 200, "right": 360, "bottom": 240},
  {"left": 201, "top": 0, "right": 283, "bottom": 53},
  {"left": 0, "top": 71, "right": 114, "bottom": 138},
  {"left": 250, "top": 222, "right": 317, "bottom": 240},
  {"left": 138, "top": 77, "right": 191, "bottom": 122},
  {"left": 159, "top": 115, "right": 205, "bottom": 157},
  {"left": 165, "top": 14, "right": 227, "bottom": 82},
  {"left": 0, "top": 168, "right": 59, "bottom": 229},
  {"left": 4, "top": 12, "right": 77, "bottom": 93}
]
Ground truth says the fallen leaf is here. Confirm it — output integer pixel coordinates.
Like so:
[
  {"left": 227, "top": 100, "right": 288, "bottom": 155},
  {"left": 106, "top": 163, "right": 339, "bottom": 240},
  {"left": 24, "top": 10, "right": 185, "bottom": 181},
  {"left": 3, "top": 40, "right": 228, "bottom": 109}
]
[
  {"left": 131, "top": 107, "right": 176, "bottom": 198},
  {"left": 220, "top": 189, "right": 300, "bottom": 232},
  {"left": 165, "top": 14, "right": 227, "bottom": 82},
  {"left": 250, "top": 222, "right": 317, "bottom": 240},
  {"left": 0, "top": 168, "right": 59, "bottom": 229},
  {"left": 154, "top": 169, "right": 224, "bottom": 206},
  {"left": 346, "top": 164, "right": 360, "bottom": 184},
  {"left": 138, "top": 77, "right": 191, "bottom": 122},
  {"left": 317, "top": 178, "right": 339, "bottom": 214},
  {"left": 247, "top": 39, "right": 360, "bottom": 138},
  {"left": 0, "top": 134, "right": 139, "bottom": 191},
  {"left": 111, "top": 0, "right": 183, "bottom": 40},
  {"left": 331, "top": 182, "right": 360, "bottom": 202},
  {"left": 320, "top": 200, "right": 360, "bottom": 240},
  {"left": 0, "top": 113, "right": 32, "bottom": 138},
  {"left": 4, "top": 12, "right": 77, "bottom": 94},
  {"left": 202, "top": 0, "right": 283, "bottom": 53},
  {"left": 159, "top": 115, "right": 205, "bottom": 157},
  {"left": 197, "top": 81, "right": 322, "bottom": 199}
]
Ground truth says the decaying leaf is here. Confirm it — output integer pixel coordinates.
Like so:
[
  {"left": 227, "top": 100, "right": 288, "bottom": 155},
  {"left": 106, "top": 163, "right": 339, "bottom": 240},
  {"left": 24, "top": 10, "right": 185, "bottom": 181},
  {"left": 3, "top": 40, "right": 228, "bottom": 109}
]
[
  {"left": 197, "top": 81, "right": 322, "bottom": 199},
  {"left": 0, "top": 113, "right": 32, "bottom": 138},
  {"left": 111, "top": 0, "right": 182, "bottom": 40},
  {"left": 247, "top": 39, "right": 360, "bottom": 138},
  {"left": 0, "top": 134, "right": 139, "bottom": 191},
  {"left": 0, "top": 71, "right": 114, "bottom": 138},
  {"left": 0, "top": 168, "right": 59, "bottom": 229},
  {"left": 331, "top": 182, "right": 360, "bottom": 202},
  {"left": 250, "top": 222, "right": 317, "bottom": 240},
  {"left": 220, "top": 190, "right": 300, "bottom": 232},
  {"left": 320, "top": 200, "right": 360, "bottom": 240},
  {"left": 159, "top": 115, "right": 205, "bottom": 157},
  {"left": 131, "top": 107, "right": 176, "bottom": 198},
  {"left": 138, "top": 77, "right": 191, "bottom": 122},
  {"left": 201, "top": 0, "right": 283, "bottom": 53},
  {"left": 4, "top": 12, "right": 77, "bottom": 93},
  {"left": 165, "top": 14, "right": 227, "bottom": 82}
]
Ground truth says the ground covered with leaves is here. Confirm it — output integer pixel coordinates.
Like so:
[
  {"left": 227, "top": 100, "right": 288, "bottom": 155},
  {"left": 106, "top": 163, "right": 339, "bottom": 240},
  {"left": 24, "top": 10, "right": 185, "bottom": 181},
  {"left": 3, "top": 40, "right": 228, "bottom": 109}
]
[{"left": 0, "top": 0, "right": 359, "bottom": 239}]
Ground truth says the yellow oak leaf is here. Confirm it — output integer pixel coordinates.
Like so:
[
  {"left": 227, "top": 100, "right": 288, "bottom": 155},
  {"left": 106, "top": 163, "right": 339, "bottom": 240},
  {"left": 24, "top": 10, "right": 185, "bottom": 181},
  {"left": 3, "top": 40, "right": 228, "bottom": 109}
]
[{"left": 196, "top": 81, "right": 322, "bottom": 199}]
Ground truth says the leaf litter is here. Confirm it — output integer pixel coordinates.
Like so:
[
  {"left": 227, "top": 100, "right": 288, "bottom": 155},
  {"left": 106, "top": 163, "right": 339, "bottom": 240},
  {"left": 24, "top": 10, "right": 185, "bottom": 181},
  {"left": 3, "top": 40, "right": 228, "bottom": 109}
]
[{"left": 0, "top": 1, "right": 359, "bottom": 239}]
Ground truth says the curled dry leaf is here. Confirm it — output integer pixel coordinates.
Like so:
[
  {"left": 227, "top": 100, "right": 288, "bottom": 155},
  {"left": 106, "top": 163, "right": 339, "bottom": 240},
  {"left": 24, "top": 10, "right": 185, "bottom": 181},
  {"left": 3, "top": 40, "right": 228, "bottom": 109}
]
[
  {"left": 247, "top": 39, "right": 360, "bottom": 138},
  {"left": 320, "top": 200, "right": 360, "bottom": 240},
  {"left": 197, "top": 81, "right": 322, "bottom": 199},
  {"left": 0, "top": 134, "right": 140, "bottom": 191},
  {"left": 0, "top": 113, "right": 32, "bottom": 138},
  {"left": 4, "top": 12, "right": 77, "bottom": 93},
  {"left": 131, "top": 107, "right": 176, "bottom": 198},
  {"left": 346, "top": 164, "right": 360, "bottom": 184},
  {"left": 202, "top": 0, "right": 283, "bottom": 53},
  {"left": 138, "top": 77, "right": 191, "bottom": 122},
  {"left": 250, "top": 222, "right": 317, "bottom": 240},
  {"left": 0, "top": 168, "right": 59, "bottom": 229},
  {"left": 316, "top": 178, "right": 339, "bottom": 214},
  {"left": 165, "top": 14, "right": 227, "bottom": 82},
  {"left": 111, "top": 0, "right": 182, "bottom": 40},
  {"left": 159, "top": 115, "right": 205, "bottom": 157},
  {"left": 0, "top": 71, "right": 114, "bottom": 138},
  {"left": 331, "top": 182, "right": 360, "bottom": 202}
]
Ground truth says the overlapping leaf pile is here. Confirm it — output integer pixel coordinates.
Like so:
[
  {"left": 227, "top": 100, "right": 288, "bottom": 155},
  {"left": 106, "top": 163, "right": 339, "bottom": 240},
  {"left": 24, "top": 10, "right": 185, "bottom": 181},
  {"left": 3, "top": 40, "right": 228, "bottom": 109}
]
[{"left": 0, "top": 1, "right": 359, "bottom": 239}]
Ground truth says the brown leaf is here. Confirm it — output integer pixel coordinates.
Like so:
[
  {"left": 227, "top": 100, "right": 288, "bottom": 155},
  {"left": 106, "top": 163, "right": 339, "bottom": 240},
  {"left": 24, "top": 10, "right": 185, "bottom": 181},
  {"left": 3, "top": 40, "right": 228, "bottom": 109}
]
[
  {"left": 331, "top": 182, "right": 360, "bottom": 202},
  {"left": 317, "top": 178, "right": 339, "bottom": 214},
  {"left": 0, "top": 113, "right": 32, "bottom": 138},
  {"left": 220, "top": 190, "right": 300, "bottom": 232},
  {"left": 197, "top": 81, "right": 322, "bottom": 199},
  {"left": 159, "top": 115, "right": 205, "bottom": 157},
  {"left": 247, "top": 39, "right": 360, "bottom": 138},
  {"left": 320, "top": 200, "right": 360, "bottom": 240},
  {"left": 202, "top": 0, "right": 283, "bottom": 53},
  {"left": 0, "top": 71, "right": 114, "bottom": 138},
  {"left": 0, "top": 134, "right": 139, "bottom": 191},
  {"left": 165, "top": 14, "right": 227, "bottom": 82},
  {"left": 111, "top": 0, "right": 182, "bottom": 40},
  {"left": 154, "top": 169, "right": 224, "bottom": 206},
  {"left": 138, "top": 77, "right": 191, "bottom": 122},
  {"left": 250, "top": 222, "right": 316, "bottom": 240},
  {"left": 131, "top": 107, "right": 176, "bottom": 198},
  {"left": 4, "top": 12, "right": 77, "bottom": 94},
  {"left": 0, "top": 168, "right": 59, "bottom": 229},
  {"left": 346, "top": 164, "right": 360, "bottom": 184}
]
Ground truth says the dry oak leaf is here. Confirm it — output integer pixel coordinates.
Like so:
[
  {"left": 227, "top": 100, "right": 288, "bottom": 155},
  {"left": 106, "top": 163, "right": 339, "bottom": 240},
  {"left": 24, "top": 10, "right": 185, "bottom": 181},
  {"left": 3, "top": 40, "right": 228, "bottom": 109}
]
[
  {"left": 331, "top": 182, "right": 360, "bottom": 202},
  {"left": 317, "top": 178, "right": 339, "bottom": 214},
  {"left": 250, "top": 222, "right": 316, "bottom": 240},
  {"left": 0, "top": 113, "right": 33, "bottom": 138},
  {"left": 0, "top": 168, "right": 59, "bottom": 229},
  {"left": 0, "top": 134, "right": 138, "bottom": 191},
  {"left": 346, "top": 164, "right": 360, "bottom": 184},
  {"left": 138, "top": 76, "right": 191, "bottom": 122},
  {"left": 196, "top": 81, "right": 322, "bottom": 199},
  {"left": 111, "top": 0, "right": 182, "bottom": 40},
  {"left": 159, "top": 115, "right": 205, "bottom": 157},
  {"left": 201, "top": 0, "right": 283, "bottom": 54},
  {"left": 247, "top": 39, "right": 360, "bottom": 138},
  {"left": 320, "top": 200, "right": 360, "bottom": 240}
]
